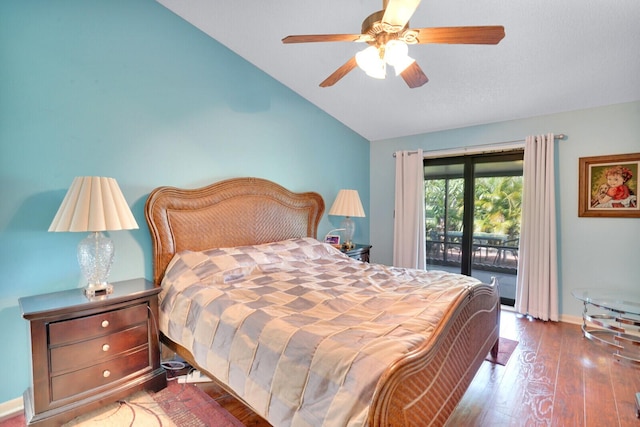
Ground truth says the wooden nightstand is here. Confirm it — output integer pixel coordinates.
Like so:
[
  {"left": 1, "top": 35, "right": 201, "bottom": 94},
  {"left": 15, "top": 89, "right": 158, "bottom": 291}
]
[
  {"left": 342, "top": 244, "right": 372, "bottom": 262},
  {"left": 19, "top": 278, "right": 166, "bottom": 426}
]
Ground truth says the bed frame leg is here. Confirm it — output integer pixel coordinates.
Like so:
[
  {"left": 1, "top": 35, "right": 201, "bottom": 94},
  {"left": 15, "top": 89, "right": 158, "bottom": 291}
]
[{"left": 490, "top": 337, "right": 500, "bottom": 359}]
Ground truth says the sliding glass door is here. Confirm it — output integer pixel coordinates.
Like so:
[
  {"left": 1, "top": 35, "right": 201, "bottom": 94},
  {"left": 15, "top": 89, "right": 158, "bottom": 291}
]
[{"left": 424, "top": 151, "right": 523, "bottom": 306}]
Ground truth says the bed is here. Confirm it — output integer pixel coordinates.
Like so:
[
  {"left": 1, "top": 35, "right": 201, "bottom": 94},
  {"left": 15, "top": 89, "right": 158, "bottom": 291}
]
[{"left": 145, "top": 177, "right": 500, "bottom": 427}]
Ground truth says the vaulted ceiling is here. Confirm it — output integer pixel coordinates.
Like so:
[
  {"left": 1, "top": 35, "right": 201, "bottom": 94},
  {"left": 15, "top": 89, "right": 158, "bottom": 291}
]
[{"left": 157, "top": 0, "right": 640, "bottom": 141}]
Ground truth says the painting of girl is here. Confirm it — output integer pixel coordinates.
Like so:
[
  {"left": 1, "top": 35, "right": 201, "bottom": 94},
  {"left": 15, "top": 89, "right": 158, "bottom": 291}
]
[
  {"left": 591, "top": 165, "right": 637, "bottom": 208},
  {"left": 579, "top": 153, "right": 640, "bottom": 217}
]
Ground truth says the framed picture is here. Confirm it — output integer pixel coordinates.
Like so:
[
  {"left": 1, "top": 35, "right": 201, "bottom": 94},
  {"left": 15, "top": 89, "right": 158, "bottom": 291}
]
[
  {"left": 578, "top": 152, "right": 640, "bottom": 217},
  {"left": 324, "top": 234, "right": 341, "bottom": 245}
]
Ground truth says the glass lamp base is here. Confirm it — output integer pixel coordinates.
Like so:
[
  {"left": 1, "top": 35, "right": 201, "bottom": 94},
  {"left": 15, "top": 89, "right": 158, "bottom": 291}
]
[
  {"left": 78, "top": 231, "right": 115, "bottom": 298},
  {"left": 340, "top": 217, "right": 355, "bottom": 249},
  {"left": 341, "top": 241, "right": 355, "bottom": 250},
  {"left": 85, "top": 282, "right": 114, "bottom": 298}
]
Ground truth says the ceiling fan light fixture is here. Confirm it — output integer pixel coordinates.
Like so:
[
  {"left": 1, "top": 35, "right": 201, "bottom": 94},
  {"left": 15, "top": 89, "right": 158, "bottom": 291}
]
[
  {"left": 383, "top": 40, "right": 415, "bottom": 75},
  {"left": 384, "top": 40, "right": 408, "bottom": 63},
  {"left": 392, "top": 54, "right": 415, "bottom": 75},
  {"left": 356, "top": 46, "right": 386, "bottom": 79}
]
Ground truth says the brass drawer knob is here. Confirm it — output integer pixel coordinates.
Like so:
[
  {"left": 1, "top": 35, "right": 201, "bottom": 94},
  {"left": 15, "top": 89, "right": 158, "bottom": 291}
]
[
  {"left": 101, "top": 320, "right": 109, "bottom": 328},
  {"left": 103, "top": 370, "right": 111, "bottom": 378},
  {"left": 102, "top": 344, "right": 110, "bottom": 352}
]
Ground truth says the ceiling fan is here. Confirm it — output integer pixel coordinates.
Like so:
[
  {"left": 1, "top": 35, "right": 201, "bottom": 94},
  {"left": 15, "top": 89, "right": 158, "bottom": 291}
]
[{"left": 282, "top": 0, "right": 505, "bottom": 88}]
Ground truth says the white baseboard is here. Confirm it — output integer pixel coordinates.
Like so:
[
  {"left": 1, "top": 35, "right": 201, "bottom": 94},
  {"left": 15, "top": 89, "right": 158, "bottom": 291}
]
[
  {"left": 502, "top": 305, "right": 583, "bottom": 326},
  {"left": 0, "top": 395, "right": 23, "bottom": 422},
  {"left": 559, "top": 314, "right": 582, "bottom": 325}
]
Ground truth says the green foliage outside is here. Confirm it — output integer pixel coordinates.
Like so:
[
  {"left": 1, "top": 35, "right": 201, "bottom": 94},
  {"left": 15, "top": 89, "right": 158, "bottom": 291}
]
[{"left": 425, "top": 176, "right": 523, "bottom": 239}]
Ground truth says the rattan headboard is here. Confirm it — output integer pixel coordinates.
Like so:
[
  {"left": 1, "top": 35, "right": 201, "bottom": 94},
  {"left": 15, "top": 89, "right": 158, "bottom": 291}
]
[{"left": 144, "top": 177, "right": 325, "bottom": 285}]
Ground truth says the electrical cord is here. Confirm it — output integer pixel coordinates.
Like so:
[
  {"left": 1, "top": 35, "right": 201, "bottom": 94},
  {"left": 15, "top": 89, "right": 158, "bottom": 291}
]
[{"left": 162, "top": 360, "right": 187, "bottom": 371}]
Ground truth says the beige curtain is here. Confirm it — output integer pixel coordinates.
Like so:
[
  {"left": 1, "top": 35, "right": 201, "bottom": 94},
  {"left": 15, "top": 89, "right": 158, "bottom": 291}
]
[
  {"left": 393, "top": 150, "right": 426, "bottom": 269},
  {"left": 515, "top": 134, "right": 559, "bottom": 321}
]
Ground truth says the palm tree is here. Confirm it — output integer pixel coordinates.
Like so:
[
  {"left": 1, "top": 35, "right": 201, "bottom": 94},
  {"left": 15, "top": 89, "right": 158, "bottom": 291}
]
[
  {"left": 425, "top": 176, "right": 522, "bottom": 240},
  {"left": 474, "top": 176, "right": 522, "bottom": 237},
  {"left": 425, "top": 178, "right": 465, "bottom": 234}
]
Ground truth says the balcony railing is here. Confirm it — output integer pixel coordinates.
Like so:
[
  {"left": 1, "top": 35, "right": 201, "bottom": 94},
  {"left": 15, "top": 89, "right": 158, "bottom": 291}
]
[{"left": 426, "top": 234, "right": 518, "bottom": 274}]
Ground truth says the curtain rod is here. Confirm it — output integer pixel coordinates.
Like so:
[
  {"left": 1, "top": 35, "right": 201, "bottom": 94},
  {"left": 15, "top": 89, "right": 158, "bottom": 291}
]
[{"left": 393, "top": 133, "right": 566, "bottom": 157}]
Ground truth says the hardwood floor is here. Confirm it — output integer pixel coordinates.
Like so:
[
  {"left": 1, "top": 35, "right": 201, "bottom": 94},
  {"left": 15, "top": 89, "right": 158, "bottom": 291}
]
[
  {"left": 197, "top": 381, "right": 271, "bottom": 426},
  {"left": 197, "top": 309, "right": 640, "bottom": 426},
  {"left": 446, "top": 309, "right": 640, "bottom": 426}
]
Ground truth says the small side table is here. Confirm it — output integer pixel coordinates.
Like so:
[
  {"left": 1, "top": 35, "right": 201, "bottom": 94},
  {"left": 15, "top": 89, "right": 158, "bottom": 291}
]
[
  {"left": 343, "top": 244, "right": 371, "bottom": 263},
  {"left": 572, "top": 288, "right": 640, "bottom": 364},
  {"left": 572, "top": 289, "right": 640, "bottom": 419},
  {"left": 19, "top": 278, "right": 166, "bottom": 426}
]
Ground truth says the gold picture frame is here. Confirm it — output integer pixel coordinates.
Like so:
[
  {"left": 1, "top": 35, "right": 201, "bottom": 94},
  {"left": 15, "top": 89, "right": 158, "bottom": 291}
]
[{"left": 578, "top": 153, "right": 640, "bottom": 217}]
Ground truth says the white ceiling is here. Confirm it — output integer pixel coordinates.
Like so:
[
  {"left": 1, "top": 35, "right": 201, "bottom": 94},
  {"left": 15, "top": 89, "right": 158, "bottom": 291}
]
[{"left": 156, "top": 0, "right": 640, "bottom": 142}]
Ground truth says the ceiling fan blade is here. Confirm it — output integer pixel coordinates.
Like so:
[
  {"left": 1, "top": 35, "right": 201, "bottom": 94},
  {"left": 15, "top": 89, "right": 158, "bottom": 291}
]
[
  {"left": 400, "top": 62, "right": 429, "bottom": 88},
  {"left": 413, "top": 26, "right": 505, "bottom": 44},
  {"left": 320, "top": 56, "right": 358, "bottom": 87},
  {"left": 382, "top": 0, "right": 422, "bottom": 31},
  {"left": 282, "top": 34, "right": 367, "bottom": 44}
]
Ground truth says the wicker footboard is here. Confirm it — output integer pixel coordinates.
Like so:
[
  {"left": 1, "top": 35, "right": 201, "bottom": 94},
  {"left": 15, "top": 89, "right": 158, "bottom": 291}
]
[{"left": 369, "top": 279, "right": 500, "bottom": 427}]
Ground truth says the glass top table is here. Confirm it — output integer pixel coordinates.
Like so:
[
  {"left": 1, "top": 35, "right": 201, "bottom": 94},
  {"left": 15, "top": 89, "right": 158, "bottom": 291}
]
[
  {"left": 572, "top": 288, "right": 640, "bottom": 365},
  {"left": 572, "top": 289, "right": 640, "bottom": 316}
]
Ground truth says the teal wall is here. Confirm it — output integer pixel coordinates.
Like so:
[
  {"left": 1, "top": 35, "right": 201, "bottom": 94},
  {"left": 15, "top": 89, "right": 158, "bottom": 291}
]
[
  {"left": 370, "top": 101, "right": 640, "bottom": 322},
  {"left": 0, "top": 1, "right": 369, "bottom": 403}
]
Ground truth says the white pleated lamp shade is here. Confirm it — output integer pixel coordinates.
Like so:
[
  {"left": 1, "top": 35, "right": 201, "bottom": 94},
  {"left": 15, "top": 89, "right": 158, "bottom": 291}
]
[
  {"left": 49, "top": 176, "right": 138, "bottom": 232},
  {"left": 328, "top": 189, "right": 365, "bottom": 218}
]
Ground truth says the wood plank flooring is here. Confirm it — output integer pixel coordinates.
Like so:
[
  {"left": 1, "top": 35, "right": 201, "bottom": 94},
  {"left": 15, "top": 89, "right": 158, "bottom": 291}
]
[
  {"left": 197, "top": 310, "right": 640, "bottom": 426},
  {"left": 446, "top": 309, "right": 640, "bottom": 426}
]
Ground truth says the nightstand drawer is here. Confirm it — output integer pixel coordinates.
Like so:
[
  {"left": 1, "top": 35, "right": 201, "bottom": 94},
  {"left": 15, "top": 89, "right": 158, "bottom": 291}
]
[
  {"left": 50, "top": 324, "right": 149, "bottom": 374},
  {"left": 49, "top": 303, "right": 148, "bottom": 346},
  {"left": 51, "top": 346, "right": 150, "bottom": 401}
]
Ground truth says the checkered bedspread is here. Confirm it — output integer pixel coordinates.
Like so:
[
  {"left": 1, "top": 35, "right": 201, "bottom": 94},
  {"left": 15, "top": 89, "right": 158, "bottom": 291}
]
[{"left": 159, "top": 238, "right": 481, "bottom": 427}]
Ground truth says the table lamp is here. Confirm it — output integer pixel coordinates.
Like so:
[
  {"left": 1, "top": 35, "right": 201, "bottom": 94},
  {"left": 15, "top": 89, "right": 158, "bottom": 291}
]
[
  {"left": 328, "top": 189, "right": 365, "bottom": 250},
  {"left": 49, "top": 176, "right": 139, "bottom": 297}
]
